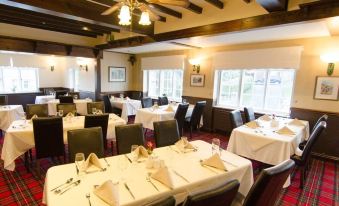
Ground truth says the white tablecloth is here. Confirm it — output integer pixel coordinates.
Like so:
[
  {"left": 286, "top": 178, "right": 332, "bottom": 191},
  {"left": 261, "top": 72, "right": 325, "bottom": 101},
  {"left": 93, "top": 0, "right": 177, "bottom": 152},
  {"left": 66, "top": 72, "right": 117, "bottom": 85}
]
[
  {"left": 110, "top": 99, "right": 142, "bottom": 122},
  {"left": 43, "top": 140, "right": 253, "bottom": 206},
  {"left": 35, "top": 95, "right": 55, "bottom": 104},
  {"left": 134, "top": 105, "right": 196, "bottom": 130},
  {"left": 47, "top": 99, "right": 92, "bottom": 116},
  {"left": 0, "top": 105, "right": 24, "bottom": 131},
  {"left": 1, "top": 114, "right": 126, "bottom": 171}
]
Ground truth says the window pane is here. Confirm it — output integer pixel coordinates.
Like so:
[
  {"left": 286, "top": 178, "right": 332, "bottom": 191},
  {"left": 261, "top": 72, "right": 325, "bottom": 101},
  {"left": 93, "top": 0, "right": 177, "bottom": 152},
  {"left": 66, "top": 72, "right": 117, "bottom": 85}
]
[
  {"left": 20, "top": 69, "right": 38, "bottom": 92},
  {"left": 148, "top": 70, "right": 160, "bottom": 97},
  {"left": 218, "top": 70, "right": 241, "bottom": 107},
  {"left": 0, "top": 69, "right": 3, "bottom": 92},
  {"left": 3, "top": 68, "right": 20, "bottom": 93},
  {"left": 240, "top": 70, "right": 266, "bottom": 109},
  {"left": 173, "top": 70, "right": 183, "bottom": 100},
  {"left": 160, "top": 70, "right": 173, "bottom": 97}
]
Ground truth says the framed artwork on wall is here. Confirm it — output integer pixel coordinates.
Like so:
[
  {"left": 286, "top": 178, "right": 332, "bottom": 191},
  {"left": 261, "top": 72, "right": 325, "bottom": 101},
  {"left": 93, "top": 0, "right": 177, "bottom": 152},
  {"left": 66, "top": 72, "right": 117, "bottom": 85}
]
[
  {"left": 109, "top": 66, "right": 126, "bottom": 82},
  {"left": 313, "top": 76, "right": 339, "bottom": 100},
  {"left": 190, "top": 74, "right": 205, "bottom": 87}
]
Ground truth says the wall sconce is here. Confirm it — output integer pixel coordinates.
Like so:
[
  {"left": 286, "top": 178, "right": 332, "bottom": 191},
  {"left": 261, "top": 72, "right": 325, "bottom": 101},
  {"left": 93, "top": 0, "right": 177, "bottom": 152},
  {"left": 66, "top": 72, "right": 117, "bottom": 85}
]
[
  {"left": 80, "top": 65, "right": 88, "bottom": 72},
  {"left": 320, "top": 53, "right": 339, "bottom": 76},
  {"left": 189, "top": 58, "right": 201, "bottom": 73},
  {"left": 50, "top": 65, "right": 55, "bottom": 72}
]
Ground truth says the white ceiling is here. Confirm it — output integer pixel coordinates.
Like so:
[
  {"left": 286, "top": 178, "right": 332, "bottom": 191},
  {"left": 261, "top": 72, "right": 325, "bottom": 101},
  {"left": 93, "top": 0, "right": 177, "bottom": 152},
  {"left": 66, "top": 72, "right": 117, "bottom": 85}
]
[{"left": 107, "top": 20, "right": 331, "bottom": 54}]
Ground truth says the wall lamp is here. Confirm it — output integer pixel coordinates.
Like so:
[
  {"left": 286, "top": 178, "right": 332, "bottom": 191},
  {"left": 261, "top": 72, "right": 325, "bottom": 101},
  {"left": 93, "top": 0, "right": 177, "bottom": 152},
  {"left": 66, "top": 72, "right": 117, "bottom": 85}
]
[
  {"left": 321, "top": 53, "right": 339, "bottom": 76},
  {"left": 50, "top": 65, "right": 55, "bottom": 72},
  {"left": 80, "top": 64, "right": 88, "bottom": 72},
  {"left": 189, "top": 58, "right": 201, "bottom": 73}
]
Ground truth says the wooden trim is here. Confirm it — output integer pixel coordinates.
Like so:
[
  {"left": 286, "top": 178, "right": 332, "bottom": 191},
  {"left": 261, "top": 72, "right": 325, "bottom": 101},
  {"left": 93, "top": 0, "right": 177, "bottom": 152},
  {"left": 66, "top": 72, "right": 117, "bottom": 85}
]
[
  {"left": 186, "top": 3, "right": 203, "bottom": 14},
  {"left": 204, "top": 0, "right": 224, "bottom": 9},
  {"left": 291, "top": 107, "right": 339, "bottom": 116},
  {"left": 256, "top": 0, "right": 288, "bottom": 12}
]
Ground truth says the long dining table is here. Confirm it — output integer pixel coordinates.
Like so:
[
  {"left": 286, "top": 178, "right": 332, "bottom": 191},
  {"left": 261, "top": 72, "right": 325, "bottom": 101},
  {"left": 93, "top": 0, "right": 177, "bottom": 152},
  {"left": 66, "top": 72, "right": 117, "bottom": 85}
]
[
  {"left": 43, "top": 140, "right": 253, "bottom": 206},
  {"left": 110, "top": 98, "right": 142, "bottom": 122},
  {"left": 0, "top": 105, "right": 24, "bottom": 131},
  {"left": 1, "top": 114, "right": 126, "bottom": 171},
  {"left": 47, "top": 98, "right": 93, "bottom": 116}
]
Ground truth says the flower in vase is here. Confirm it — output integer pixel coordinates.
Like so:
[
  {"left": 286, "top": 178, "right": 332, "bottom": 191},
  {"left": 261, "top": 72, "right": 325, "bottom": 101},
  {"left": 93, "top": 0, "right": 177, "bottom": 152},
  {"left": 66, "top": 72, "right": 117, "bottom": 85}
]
[{"left": 146, "top": 141, "right": 154, "bottom": 154}]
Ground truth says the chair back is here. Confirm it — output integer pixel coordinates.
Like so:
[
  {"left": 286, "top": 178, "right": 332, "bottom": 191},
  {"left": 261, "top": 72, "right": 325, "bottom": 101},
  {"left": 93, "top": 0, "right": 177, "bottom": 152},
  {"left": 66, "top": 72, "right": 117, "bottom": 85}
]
[
  {"left": 189, "top": 101, "right": 206, "bottom": 127},
  {"left": 154, "top": 120, "right": 180, "bottom": 147},
  {"left": 32, "top": 117, "right": 64, "bottom": 159},
  {"left": 87, "top": 102, "right": 105, "bottom": 114},
  {"left": 103, "top": 95, "right": 113, "bottom": 113},
  {"left": 244, "top": 107, "right": 255, "bottom": 123},
  {"left": 26, "top": 104, "right": 49, "bottom": 119},
  {"left": 55, "top": 90, "right": 68, "bottom": 99},
  {"left": 243, "top": 159, "right": 295, "bottom": 206},
  {"left": 59, "top": 95, "right": 74, "bottom": 103},
  {"left": 182, "top": 179, "right": 240, "bottom": 206},
  {"left": 142, "top": 97, "right": 153, "bottom": 108},
  {"left": 312, "top": 114, "right": 328, "bottom": 133},
  {"left": 146, "top": 196, "right": 176, "bottom": 206},
  {"left": 115, "top": 123, "right": 145, "bottom": 154},
  {"left": 230, "top": 110, "right": 243, "bottom": 129},
  {"left": 56, "top": 103, "right": 76, "bottom": 116},
  {"left": 0, "top": 95, "right": 8, "bottom": 105},
  {"left": 130, "top": 91, "right": 142, "bottom": 100},
  {"left": 84, "top": 114, "right": 109, "bottom": 149},
  {"left": 68, "top": 92, "right": 80, "bottom": 99},
  {"left": 174, "top": 103, "right": 189, "bottom": 136},
  {"left": 67, "top": 127, "right": 104, "bottom": 162},
  {"left": 158, "top": 96, "right": 169, "bottom": 105}
]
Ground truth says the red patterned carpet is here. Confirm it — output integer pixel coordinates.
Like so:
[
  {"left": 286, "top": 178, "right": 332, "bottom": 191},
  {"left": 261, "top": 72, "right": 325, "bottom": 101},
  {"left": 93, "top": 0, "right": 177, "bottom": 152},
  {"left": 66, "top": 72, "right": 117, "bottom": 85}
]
[{"left": 0, "top": 128, "right": 338, "bottom": 206}]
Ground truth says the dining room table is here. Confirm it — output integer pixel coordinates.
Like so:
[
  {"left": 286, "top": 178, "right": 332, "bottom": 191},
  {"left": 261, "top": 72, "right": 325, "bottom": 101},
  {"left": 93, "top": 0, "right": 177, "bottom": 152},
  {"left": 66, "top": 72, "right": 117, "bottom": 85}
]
[
  {"left": 1, "top": 114, "right": 126, "bottom": 171},
  {"left": 35, "top": 95, "right": 56, "bottom": 104},
  {"left": 0, "top": 105, "right": 24, "bottom": 131},
  {"left": 47, "top": 98, "right": 92, "bottom": 116},
  {"left": 42, "top": 140, "right": 254, "bottom": 206},
  {"left": 110, "top": 98, "right": 142, "bottom": 122}
]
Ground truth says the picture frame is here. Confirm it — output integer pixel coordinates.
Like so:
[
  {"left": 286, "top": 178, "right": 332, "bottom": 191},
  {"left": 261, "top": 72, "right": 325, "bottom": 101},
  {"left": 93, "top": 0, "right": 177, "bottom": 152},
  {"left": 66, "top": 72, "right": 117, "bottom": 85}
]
[
  {"left": 313, "top": 76, "right": 339, "bottom": 100},
  {"left": 109, "top": 66, "right": 126, "bottom": 82},
  {"left": 190, "top": 74, "right": 205, "bottom": 87}
]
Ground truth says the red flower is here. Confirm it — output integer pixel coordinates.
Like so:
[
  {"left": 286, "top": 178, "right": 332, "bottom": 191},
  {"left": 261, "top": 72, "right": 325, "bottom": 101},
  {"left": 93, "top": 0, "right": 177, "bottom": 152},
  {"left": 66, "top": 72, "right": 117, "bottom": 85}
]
[{"left": 147, "top": 141, "right": 153, "bottom": 149}]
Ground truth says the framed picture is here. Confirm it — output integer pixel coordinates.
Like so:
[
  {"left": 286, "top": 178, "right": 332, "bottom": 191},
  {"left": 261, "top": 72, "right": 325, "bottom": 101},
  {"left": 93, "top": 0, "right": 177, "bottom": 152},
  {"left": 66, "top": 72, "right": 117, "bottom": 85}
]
[
  {"left": 314, "top": 76, "right": 339, "bottom": 100},
  {"left": 109, "top": 66, "right": 126, "bottom": 82},
  {"left": 190, "top": 74, "right": 205, "bottom": 87}
]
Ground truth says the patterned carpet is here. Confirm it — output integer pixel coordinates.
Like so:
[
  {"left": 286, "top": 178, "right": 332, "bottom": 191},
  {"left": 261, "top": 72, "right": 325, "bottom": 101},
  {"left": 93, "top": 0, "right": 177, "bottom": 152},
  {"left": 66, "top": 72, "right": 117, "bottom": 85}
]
[{"left": 0, "top": 126, "right": 338, "bottom": 206}]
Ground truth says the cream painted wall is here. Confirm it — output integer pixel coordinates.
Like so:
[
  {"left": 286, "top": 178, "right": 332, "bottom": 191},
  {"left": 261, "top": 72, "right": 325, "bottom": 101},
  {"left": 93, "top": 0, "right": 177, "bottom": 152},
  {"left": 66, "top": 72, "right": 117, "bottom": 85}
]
[
  {"left": 134, "top": 36, "right": 339, "bottom": 113},
  {"left": 101, "top": 51, "right": 133, "bottom": 92}
]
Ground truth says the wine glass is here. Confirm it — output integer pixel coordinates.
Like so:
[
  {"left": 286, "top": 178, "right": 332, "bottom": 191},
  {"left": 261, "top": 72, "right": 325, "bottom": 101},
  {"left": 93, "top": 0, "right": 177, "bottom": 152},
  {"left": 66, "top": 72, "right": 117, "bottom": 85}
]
[
  {"left": 74, "top": 95, "right": 78, "bottom": 100},
  {"left": 58, "top": 110, "right": 63, "bottom": 117},
  {"left": 211, "top": 138, "right": 220, "bottom": 155},
  {"left": 75, "top": 153, "right": 85, "bottom": 176},
  {"left": 131, "top": 145, "right": 138, "bottom": 162},
  {"left": 21, "top": 112, "right": 27, "bottom": 123}
]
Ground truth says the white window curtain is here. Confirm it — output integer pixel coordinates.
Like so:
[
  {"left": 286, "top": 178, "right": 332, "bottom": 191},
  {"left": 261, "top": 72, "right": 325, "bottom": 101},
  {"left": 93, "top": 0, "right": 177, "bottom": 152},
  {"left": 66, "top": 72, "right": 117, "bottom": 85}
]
[{"left": 141, "top": 55, "right": 185, "bottom": 70}]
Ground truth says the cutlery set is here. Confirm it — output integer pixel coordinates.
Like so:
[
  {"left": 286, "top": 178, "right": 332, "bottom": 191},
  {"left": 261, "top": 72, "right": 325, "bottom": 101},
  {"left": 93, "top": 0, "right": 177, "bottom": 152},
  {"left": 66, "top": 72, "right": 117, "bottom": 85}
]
[{"left": 53, "top": 179, "right": 81, "bottom": 195}]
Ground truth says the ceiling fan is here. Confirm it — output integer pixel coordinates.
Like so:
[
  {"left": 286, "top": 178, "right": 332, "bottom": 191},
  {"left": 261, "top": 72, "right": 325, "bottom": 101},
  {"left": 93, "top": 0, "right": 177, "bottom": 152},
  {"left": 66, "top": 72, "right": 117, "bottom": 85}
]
[{"left": 87, "top": 0, "right": 189, "bottom": 26}]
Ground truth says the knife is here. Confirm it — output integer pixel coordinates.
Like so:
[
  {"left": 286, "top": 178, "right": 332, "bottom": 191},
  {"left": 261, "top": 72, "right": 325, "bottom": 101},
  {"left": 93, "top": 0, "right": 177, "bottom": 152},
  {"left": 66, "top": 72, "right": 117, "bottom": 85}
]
[
  {"left": 124, "top": 154, "right": 132, "bottom": 163},
  {"left": 50, "top": 178, "right": 73, "bottom": 191},
  {"left": 124, "top": 182, "right": 135, "bottom": 199},
  {"left": 172, "top": 170, "right": 190, "bottom": 183},
  {"left": 59, "top": 180, "right": 81, "bottom": 195}
]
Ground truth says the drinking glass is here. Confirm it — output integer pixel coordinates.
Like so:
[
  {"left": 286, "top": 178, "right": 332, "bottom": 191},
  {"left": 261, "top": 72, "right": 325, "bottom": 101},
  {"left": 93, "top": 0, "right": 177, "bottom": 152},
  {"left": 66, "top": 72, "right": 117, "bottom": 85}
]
[
  {"left": 211, "top": 138, "right": 220, "bottom": 155},
  {"left": 131, "top": 145, "right": 139, "bottom": 162},
  {"left": 92, "top": 108, "right": 97, "bottom": 115},
  {"left": 74, "top": 95, "right": 78, "bottom": 100},
  {"left": 75, "top": 153, "right": 85, "bottom": 176},
  {"left": 21, "top": 112, "right": 27, "bottom": 124},
  {"left": 58, "top": 110, "right": 63, "bottom": 117}
]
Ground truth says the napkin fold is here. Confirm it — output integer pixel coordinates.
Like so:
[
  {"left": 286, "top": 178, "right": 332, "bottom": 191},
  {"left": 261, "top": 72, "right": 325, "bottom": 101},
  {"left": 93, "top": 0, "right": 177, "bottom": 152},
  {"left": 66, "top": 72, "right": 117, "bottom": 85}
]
[
  {"left": 151, "top": 167, "right": 174, "bottom": 189},
  {"left": 94, "top": 180, "right": 119, "bottom": 206},
  {"left": 65, "top": 112, "right": 74, "bottom": 117},
  {"left": 245, "top": 121, "right": 259, "bottom": 129},
  {"left": 110, "top": 96, "right": 115, "bottom": 101},
  {"left": 276, "top": 126, "right": 295, "bottom": 135},
  {"left": 83, "top": 153, "right": 104, "bottom": 171},
  {"left": 288, "top": 118, "right": 305, "bottom": 127},
  {"left": 165, "top": 105, "right": 174, "bottom": 112},
  {"left": 175, "top": 138, "right": 195, "bottom": 152},
  {"left": 201, "top": 153, "right": 227, "bottom": 171},
  {"left": 134, "top": 146, "right": 149, "bottom": 159},
  {"left": 96, "top": 109, "right": 103, "bottom": 114},
  {"left": 28, "top": 114, "right": 38, "bottom": 123},
  {"left": 260, "top": 114, "right": 272, "bottom": 121},
  {"left": 125, "top": 97, "right": 131, "bottom": 101}
]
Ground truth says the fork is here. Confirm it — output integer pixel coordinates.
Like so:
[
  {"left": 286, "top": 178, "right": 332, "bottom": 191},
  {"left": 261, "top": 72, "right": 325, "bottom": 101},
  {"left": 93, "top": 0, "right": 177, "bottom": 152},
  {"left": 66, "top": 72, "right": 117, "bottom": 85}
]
[
  {"left": 86, "top": 193, "right": 92, "bottom": 206},
  {"left": 146, "top": 173, "right": 159, "bottom": 191}
]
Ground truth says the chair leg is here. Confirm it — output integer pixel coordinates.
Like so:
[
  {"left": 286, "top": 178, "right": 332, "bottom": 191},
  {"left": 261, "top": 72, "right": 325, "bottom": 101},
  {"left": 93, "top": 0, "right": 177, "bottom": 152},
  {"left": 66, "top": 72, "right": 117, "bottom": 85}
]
[
  {"left": 111, "top": 141, "right": 114, "bottom": 155},
  {"left": 189, "top": 126, "right": 193, "bottom": 139},
  {"left": 36, "top": 159, "right": 41, "bottom": 179},
  {"left": 300, "top": 166, "right": 305, "bottom": 189},
  {"left": 24, "top": 152, "right": 30, "bottom": 172},
  {"left": 29, "top": 149, "right": 33, "bottom": 161}
]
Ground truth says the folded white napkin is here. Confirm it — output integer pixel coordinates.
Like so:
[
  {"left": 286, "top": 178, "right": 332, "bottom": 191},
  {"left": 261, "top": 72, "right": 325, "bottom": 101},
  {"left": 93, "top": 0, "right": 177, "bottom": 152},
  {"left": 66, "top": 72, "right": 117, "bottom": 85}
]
[
  {"left": 201, "top": 154, "right": 227, "bottom": 171},
  {"left": 289, "top": 118, "right": 305, "bottom": 127},
  {"left": 165, "top": 105, "right": 174, "bottom": 112},
  {"left": 96, "top": 110, "right": 103, "bottom": 114},
  {"left": 83, "top": 153, "right": 104, "bottom": 171},
  {"left": 151, "top": 167, "right": 174, "bottom": 189},
  {"left": 175, "top": 138, "right": 195, "bottom": 152},
  {"left": 260, "top": 114, "right": 272, "bottom": 121},
  {"left": 28, "top": 114, "right": 38, "bottom": 123},
  {"left": 94, "top": 180, "right": 119, "bottom": 206},
  {"left": 110, "top": 96, "right": 115, "bottom": 101},
  {"left": 134, "top": 146, "right": 149, "bottom": 160},
  {"left": 245, "top": 121, "right": 259, "bottom": 129},
  {"left": 125, "top": 97, "right": 131, "bottom": 101},
  {"left": 276, "top": 126, "right": 295, "bottom": 135},
  {"left": 295, "top": 147, "right": 303, "bottom": 156},
  {"left": 65, "top": 112, "right": 74, "bottom": 117}
]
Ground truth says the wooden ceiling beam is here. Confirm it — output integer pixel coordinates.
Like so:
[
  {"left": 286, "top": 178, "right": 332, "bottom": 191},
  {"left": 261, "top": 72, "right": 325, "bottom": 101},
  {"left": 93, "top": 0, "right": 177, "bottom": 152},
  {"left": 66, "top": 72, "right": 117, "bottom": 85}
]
[
  {"left": 186, "top": 2, "right": 203, "bottom": 14},
  {"left": 204, "top": 0, "right": 224, "bottom": 9},
  {"left": 256, "top": 0, "right": 288, "bottom": 12},
  {"left": 243, "top": 0, "right": 251, "bottom": 3},
  {"left": 139, "top": 0, "right": 182, "bottom": 19},
  {"left": 96, "top": 36, "right": 156, "bottom": 49}
]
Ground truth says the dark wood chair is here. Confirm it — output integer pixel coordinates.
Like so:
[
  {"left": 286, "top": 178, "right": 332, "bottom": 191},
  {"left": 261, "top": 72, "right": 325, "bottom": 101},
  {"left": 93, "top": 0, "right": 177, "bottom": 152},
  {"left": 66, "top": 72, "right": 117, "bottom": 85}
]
[
  {"left": 130, "top": 91, "right": 142, "bottom": 100},
  {"left": 185, "top": 101, "right": 206, "bottom": 138},
  {"left": 141, "top": 97, "right": 153, "bottom": 108},
  {"left": 299, "top": 114, "right": 328, "bottom": 150},
  {"left": 26, "top": 104, "right": 49, "bottom": 119},
  {"left": 146, "top": 196, "right": 176, "bottom": 206},
  {"left": 56, "top": 103, "right": 76, "bottom": 116},
  {"left": 244, "top": 107, "right": 255, "bottom": 123},
  {"left": 153, "top": 120, "right": 180, "bottom": 147},
  {"left": 158, "top": 96, "right": 169, "bottom": 105},
  {"left": 229, "top": 110, "right": 243, "bottom": 129},
  {"left": 292, "top": 121, "right": 326, "bottom": 188},
  {"left": 242, "top": 159, "right": 295, "bottom": 206},
  {"left": 115, "top": 123, "right": 145, "bottom": 154},
  {"left": 55, "top": 90, "right": 68, "bottom": 99},
  {"left": 102, "top": 95, "right": 113, "bottom": 113},
  {"left": 68, "top": 92, "right": 80, "bottom": 99},
  {"left": 182, "top": 179, "right": 240, "bottom": 206},
  {"left": 0, "top": 95, "right": 8, "bottom": 105},
  {"left": 84, "top": 114, "right": 109, "bottom": 151},
  {"left": 87, "top": 101, "right": 105, "bottom": 114},
  {"left": 31, "top": 117, "right": 64, "bottom": 178},
  {"left": 68, "top": 127, "right": 104, "bottom": 162},
  {"left": 59, "top": 95, "right": 74, "bottom": 103},
  {"left": 174, "top": 103, "right": 189, "bottom": 136}
]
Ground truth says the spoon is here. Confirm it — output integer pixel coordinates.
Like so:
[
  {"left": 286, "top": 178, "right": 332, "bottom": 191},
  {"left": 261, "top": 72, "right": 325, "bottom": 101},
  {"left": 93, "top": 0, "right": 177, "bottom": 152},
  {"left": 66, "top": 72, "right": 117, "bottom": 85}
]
[
  {"left": 104, "top": 158, "right": 110, "bottom": 167},
  {"left": 50, "top": 178, "right": 73, "bottom": 191},
  {"left": 86, "top": 193, "right": 92, "bottom": 206}
]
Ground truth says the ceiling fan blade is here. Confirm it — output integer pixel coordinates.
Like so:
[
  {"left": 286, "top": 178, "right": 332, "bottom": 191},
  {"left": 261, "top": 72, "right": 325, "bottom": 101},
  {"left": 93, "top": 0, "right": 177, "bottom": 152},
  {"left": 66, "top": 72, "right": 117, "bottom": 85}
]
[
  {"left": 139, "top": 4, "right": 160, "bottom": 21},
  {"left": 101, "top": 3, "right": 123, "bottom": 15}
]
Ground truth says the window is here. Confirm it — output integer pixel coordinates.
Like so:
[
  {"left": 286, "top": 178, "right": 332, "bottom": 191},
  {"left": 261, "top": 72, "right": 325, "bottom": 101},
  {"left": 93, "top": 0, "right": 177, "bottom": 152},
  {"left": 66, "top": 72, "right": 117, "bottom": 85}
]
[
  {"left": 216, "top": 69, "right": 295, "bottom": 114},
  {"left": 144, "top": 70, "right": 183, "bottom": 102},
  {"left": 0, "top": 66, "right": 39, "bottom": 93}
]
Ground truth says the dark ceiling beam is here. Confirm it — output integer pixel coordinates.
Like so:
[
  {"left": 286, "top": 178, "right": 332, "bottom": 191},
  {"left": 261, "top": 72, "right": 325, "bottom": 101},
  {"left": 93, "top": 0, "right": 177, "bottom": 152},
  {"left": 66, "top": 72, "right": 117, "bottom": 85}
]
[
  {"left": 187, "top": 3, "right": 203, "bottom": 14},
  {"left": 256, "top": 0, "right": 288, "bottom": 12},
  {"left": 204, "top": 0, "right": 224, "bottom": 9},
  {"left": 139, "top": 0, "right": 182, "bottom": 19},
  {"left": 96, "top": 36, "right": 156, "bottom": 49},
  {"left": 243, "top": 0, "right": 251, "bottom": 3},
  {"left": 3, "top": 0, "right": 153, "bottom": 35}
]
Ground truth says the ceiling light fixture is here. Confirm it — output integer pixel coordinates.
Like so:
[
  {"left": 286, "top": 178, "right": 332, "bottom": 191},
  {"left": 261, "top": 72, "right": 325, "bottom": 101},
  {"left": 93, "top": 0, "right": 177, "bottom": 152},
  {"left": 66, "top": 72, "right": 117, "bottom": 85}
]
[{"left": 118, "top": 5, "right": 132, "bottom": 25}]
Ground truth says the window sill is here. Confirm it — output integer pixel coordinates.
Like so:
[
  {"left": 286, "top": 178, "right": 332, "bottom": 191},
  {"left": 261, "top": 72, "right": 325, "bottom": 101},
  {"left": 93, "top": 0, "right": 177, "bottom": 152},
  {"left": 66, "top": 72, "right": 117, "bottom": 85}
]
[{"left": 213, "top": 105, "right": 290, "bottom": 117}]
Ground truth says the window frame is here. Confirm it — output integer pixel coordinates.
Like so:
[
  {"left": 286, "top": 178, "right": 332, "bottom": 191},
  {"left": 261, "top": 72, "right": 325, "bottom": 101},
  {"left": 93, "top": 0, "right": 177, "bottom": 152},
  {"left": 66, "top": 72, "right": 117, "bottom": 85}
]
[{"left": 0, "top": 66, "right": 39, "bottom": 93}]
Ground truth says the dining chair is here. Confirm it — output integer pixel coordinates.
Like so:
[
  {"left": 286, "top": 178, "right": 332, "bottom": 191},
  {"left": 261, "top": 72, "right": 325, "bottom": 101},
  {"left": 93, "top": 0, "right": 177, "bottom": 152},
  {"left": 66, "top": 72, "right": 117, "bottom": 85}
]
[
  {"left": 55, "top": 90, "right": 68, "bottom": 99},
  {"left": 291, "top": 121, "right": 326, "bottom": 188},
  {"left": 102, "top": 95, "right": 113, "bottom": 113},
  {"left": 68, "top": 92, "right": 80, "bottom": 99},
  {"left": 68, "top": 127, "right": 104, "bottom": 162},
  {"left": 242, "top": 159, "right": 295, "bottom": 206},
  {"left": 146, "top": 196, "right": 176, "bottom": 206},
  {"left": 59, "top": 95, "right": 74, "bottom": 103},
  {"left": 0, "top": 95, "right": 8, "bottom": 105},
  {"left": 115, "top": 123, "right": 145, "bottom": 154},
  {"left": 84, "top": 114, "right": 109, "bottom": 151},
  {"left": 56, "top": 103, "right": 76, "bottom": 116},
  {"left": 229, "top": 110, "right": 243, "bottom": 129},
  {"left": 87, "top": 101, "right": 105, "bottom": 114},
  {"left": 244, "top": 107, "right": 255, "bottom": 123},
  {"left": 32, "top": 117, "right": 64, "bottom": 178},
  {"left": 26, "top": 104, "right": 49, "bottom": 119},
  {"left": 158, "top": 96, "right": 169, "bottom": 105},
  {"left": 182, "top": 179, "right": 240, "bottom": 206},
  {"left": 153, "top": 120, "right": 180, "bottom": 147},
  {"left": 175, "top": 103, "right": 189, "bottom": 136},
  {"left": 185, "top": 101, "right": 206, "bottom": 138},
  {"left": 141, "top": 97, "right": 153, "bottom": 108},
  {"left": 130, "top": 91, "right": 142, "bottom": 100}
]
